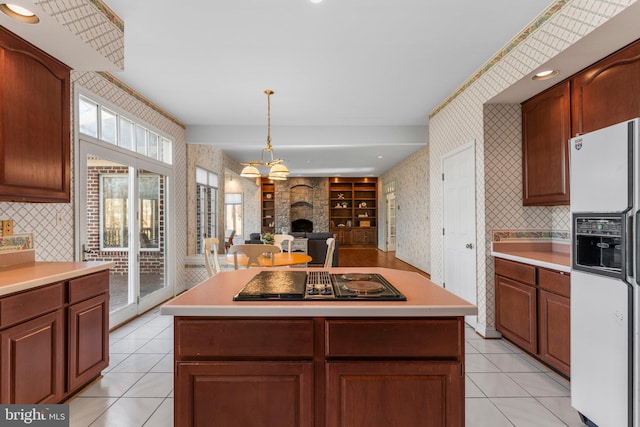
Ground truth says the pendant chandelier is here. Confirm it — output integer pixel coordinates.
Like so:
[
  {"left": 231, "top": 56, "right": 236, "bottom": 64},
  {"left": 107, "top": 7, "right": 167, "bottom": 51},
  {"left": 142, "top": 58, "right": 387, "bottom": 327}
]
[{"left": 240, "top": 89, "right": 290, "bottom": 181}]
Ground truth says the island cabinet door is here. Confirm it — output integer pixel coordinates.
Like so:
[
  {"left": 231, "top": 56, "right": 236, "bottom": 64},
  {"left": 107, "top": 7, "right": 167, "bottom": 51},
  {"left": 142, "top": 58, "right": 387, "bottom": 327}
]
[
  {"left": 325, "top": 361, "right": 463, "bottom": 427},
  {"left": 175, "top": 361, "right": 314, "bottom": 427}
]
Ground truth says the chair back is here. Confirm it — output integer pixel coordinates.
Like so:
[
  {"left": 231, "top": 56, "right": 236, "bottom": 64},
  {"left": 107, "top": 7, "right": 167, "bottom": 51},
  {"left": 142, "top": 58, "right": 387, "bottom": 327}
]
[
  {"left": 227, "top": 244, "right": 281, "bottom": 269},
  {"left": 324, "top": 237, "right": 336, "bottom": 268},
  {"left": 273, "top": 234, "right": 294, "bottom": 252},
  {"left": 203, "top": 237, "right": 222, "bottom": 277}
]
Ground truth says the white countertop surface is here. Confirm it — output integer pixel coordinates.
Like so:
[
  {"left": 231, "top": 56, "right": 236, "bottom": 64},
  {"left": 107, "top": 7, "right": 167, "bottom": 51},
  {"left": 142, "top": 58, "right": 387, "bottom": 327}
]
[
  {"left": 0, "top": 261, "right": 115, "bottom": 296},
  {"left": 162, "top": 267, "right": 478, "bottom": 317}
]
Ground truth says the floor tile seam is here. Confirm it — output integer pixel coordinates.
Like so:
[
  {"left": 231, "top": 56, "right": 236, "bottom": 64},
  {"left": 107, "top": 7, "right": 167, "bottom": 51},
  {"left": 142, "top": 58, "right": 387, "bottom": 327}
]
[
  {"left": 74, "top": 396, "right": 118, "bottom": 427},
  {"left": 533, "top": 395, "right": 574, "bottom": 424},
  {"left": 109, "top": 353, "right": 168, "bottom": 373},
  {"left": 467, "top": 372, "right": 532, "bottom": 398},
  {"left": 142, "top": 396, "right": 173, "bottom": 427},
  {"left": 468, "top": 395, "right": 517, "bottom": 426},
  {"left": 489, "top": 396, "right": 571, "bottom": 426},
  {"left": 504, "top": 372, "right": 571, "bottom": 396},
  {"left": 465, "top": 374, "right": 487, "bottom": 398}
]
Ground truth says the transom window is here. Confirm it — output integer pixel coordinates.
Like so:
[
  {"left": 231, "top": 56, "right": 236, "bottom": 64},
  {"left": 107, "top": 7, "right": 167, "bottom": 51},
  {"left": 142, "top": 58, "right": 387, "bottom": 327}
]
[{"left": 79, "top": 94, "right": 173, "bottom": 164}]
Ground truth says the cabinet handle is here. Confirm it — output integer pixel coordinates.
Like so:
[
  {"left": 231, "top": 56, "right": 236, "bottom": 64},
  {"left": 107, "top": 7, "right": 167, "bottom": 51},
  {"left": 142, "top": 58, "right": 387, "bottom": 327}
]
[{"left": 465, "top": 243, "right": 474, "bottom": 249}]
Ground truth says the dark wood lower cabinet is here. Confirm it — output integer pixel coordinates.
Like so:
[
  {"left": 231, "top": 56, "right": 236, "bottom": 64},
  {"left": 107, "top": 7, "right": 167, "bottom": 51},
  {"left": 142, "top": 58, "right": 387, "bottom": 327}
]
[
  {"left": 495, "top": 258, "right": 570, "bottom": 377},
  {"left": 538, "top": 289, "right": 570, "bottom": 377},
  {"left": 326, "top": 361, "right": 462, "bottom": 427},
  {"left": 0, "top": 310, "right": 64, "bottom": 404},
  {"left": 0, "top": 269, "right": 110, "bottom": 403},
  {"left": 68, "top": 293, "right": 109, "bottom": 392},
  {"left": 495, "top": 275, "right": 537, "bottom": 354},
  {"left": 173, "top": 317, "right": 465, "bottom": 427},
  {"left": 177, "top": 362, "right": 314, "bottom": 427}
]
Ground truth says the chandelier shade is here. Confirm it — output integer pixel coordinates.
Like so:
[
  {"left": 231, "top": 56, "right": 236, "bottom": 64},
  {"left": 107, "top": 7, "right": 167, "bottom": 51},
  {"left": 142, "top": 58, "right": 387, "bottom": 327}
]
[{"left": 240, "top": 89, "right": 290, "bottom": 180}]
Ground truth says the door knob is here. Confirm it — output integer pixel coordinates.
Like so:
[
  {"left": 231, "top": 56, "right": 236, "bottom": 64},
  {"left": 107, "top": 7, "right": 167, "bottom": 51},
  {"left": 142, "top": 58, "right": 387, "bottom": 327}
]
[{"left": 465, "top": 243, "right": 474, "bottom": 249}]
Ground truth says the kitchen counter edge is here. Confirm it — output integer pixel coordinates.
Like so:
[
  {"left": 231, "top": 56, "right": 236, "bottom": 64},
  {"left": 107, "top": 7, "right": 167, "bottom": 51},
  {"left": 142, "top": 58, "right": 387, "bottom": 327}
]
[
  {"left": 491, "top": 247, "right": 570, "bottom": 273},
  {"left": 161, "top": 267, "right": 478, "bottom": 318},
  {"left": 0, "top": 261, "right": 115, "bottom": 297}
]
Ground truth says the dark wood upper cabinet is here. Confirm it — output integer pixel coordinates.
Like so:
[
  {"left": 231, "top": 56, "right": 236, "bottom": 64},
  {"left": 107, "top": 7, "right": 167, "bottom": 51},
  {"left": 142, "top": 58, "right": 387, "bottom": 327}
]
[
  {"left": 0, "top": 27, "right": 70, "bottom": 203},
  {"left": 522, "top": 81, "right": 571, "bottom": 206},
  {"left": 571, "top": 38, "right": 640, "bottom": 136}
]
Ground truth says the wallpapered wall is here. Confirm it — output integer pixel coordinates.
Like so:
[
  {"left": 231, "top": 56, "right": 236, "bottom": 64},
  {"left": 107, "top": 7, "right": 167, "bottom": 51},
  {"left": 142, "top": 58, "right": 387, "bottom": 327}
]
[
  {"left": 380, "top": 145, "right": 430, "bottom": 273},
  {"left": 427, "top": 0, "right": 633, "bottom": 335},
  {"left": 381, "top": 0, "right": 632, "bottom": 335}
]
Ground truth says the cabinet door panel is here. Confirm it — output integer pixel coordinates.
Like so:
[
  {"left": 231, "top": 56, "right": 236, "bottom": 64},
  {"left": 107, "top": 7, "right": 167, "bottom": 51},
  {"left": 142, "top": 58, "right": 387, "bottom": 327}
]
[
  {"left": 175, "top": 361, "right": 313, "bottom": 427},
  {"left": 572, "top": 39, "right": 640, "bottom": 136},
  {"left": 495, "top": 275, "right": 537, "bottom": 353},
  {"left": 68, "top": 293, "right": 109, "bottom": 392},
  {"left": 0, "top": 310, "right": 64, "bottom": 403},
  {"left": 522, "top": 81, "right": 571, "bottom": 205},
  {"left": 0, "top": 27, "right": 70, "bottom": 202},
  {"left": 326, "top": 361, "right": 462, "bottom": 427},
  {"left": 538, "top": 290, "right": 570, "bottom": 377}
]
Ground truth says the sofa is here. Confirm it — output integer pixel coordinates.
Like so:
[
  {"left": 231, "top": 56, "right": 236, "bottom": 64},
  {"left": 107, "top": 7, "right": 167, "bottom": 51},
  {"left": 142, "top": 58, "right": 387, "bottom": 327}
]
[{"left": 245, "top": 232, "right": 338, "bottom": 266}]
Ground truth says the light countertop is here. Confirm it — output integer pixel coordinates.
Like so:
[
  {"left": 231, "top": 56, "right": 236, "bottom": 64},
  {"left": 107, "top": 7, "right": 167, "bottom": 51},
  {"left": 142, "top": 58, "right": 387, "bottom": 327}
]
[
  {"left": 161, "top": 267, "right": 478, "bottom": 317},
  {"left": 0, "top": 261, "right": 115, "bottom": 297},
  {"left": 491, "top": 241, "right": 570, "bottom": 272}
]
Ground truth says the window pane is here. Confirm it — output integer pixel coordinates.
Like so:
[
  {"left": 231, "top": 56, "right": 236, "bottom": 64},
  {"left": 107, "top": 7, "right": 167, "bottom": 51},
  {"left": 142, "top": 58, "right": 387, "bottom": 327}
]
[
  {"left": 208, "top": 172, "right": 218, "bottom": 188},
  {"left": 119, "top": 118, "right": 134, "bottom": 150},
  {"left": 162, "top": 138, "right": 172, "bottom": 164},
  {"left": 139, "top": 174, "right": 160, "bottom": 249},
  {"left": 148, "top": 133, "right": 159, "bottom": 160},
  {"left": 196, "top": 167, "right": 208, "bottom": 185},
  {"left": 101, "top": 175, "right": 129, "bottom": 249},
  {"left": 136, "top": 125, "right": 148, "bottom": 155},
  {"left": 101, "top": 108, "right": 117, "bottom": 144},
  {"left": 79, "top": 96, "right": 98, "bottom": 137}
]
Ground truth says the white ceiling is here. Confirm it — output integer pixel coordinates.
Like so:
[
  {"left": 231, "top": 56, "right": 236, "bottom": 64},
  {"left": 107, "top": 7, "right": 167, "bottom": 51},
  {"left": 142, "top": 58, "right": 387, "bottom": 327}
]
[{"left": 94, "top": 0, "right": 562, "bottom": 176}]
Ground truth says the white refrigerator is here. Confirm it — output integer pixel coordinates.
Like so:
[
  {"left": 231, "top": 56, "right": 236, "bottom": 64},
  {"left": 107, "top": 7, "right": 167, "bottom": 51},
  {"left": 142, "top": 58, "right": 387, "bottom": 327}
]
[{"left": 570, "top": 118, "right": 640, "bottom": 427}]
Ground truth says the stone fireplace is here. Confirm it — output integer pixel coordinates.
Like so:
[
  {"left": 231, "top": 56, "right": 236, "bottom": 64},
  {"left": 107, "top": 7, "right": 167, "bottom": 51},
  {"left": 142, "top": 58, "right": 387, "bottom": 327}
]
[{"left": 273, "top": 177, "right": 329, "bottom": 232}]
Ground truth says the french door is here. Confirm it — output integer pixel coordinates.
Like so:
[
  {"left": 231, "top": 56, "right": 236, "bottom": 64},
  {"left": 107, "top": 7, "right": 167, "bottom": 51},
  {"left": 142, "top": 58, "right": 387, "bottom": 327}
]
[{"left": 78, "top": 139, "right": 174, "bottom": 328}]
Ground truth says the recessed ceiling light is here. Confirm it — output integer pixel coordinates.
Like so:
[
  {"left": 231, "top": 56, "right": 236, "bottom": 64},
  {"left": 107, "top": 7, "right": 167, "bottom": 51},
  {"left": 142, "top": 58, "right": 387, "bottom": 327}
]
[
  {"left": 377, "top": 155, "right": 383, "bottom": 159},
  {"left": 0, "top": 3, "right": 39, "bottom": 23},
  {"left": 310, "top": 0, "right": 323, "bottom": 3},
  {"left": 532, "top": 69, "right": 559, "bottom": 80}
]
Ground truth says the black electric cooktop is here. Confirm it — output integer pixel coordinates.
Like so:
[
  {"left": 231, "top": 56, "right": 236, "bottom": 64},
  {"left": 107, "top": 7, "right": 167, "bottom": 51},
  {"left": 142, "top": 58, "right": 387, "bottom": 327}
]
[{"left": 233, "top": 271, "right": 406, "bottom": 301}]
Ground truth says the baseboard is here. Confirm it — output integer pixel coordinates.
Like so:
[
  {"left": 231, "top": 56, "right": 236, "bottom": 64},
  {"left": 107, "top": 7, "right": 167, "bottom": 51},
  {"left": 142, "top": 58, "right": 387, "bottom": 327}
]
[{"left": 474, "top": 324, "right": 502, "bottom": 339}]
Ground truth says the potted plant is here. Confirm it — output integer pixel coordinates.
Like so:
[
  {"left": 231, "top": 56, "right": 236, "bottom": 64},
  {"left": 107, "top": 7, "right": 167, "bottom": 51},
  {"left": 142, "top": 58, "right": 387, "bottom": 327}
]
[{"left": 261, "top": 232, "right": 275, "bottom": 244}]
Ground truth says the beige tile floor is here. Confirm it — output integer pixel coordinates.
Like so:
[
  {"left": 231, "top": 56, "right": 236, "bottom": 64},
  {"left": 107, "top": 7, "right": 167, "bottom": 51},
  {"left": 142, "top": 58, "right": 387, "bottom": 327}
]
[{"left": 68, "top": 308, "right": 585, "bottom": 426}]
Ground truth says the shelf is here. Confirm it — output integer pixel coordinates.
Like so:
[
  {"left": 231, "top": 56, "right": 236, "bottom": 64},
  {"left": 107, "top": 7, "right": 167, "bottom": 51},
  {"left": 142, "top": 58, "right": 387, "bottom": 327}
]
[{"left": 329, "top": 178, "right": 377, "bottom": 246}]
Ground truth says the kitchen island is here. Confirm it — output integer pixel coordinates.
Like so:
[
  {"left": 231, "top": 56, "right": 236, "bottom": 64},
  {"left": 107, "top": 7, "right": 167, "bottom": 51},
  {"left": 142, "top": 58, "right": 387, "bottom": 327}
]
[{"left": 162, "top": 267, "right": 477, "bottom": 427}]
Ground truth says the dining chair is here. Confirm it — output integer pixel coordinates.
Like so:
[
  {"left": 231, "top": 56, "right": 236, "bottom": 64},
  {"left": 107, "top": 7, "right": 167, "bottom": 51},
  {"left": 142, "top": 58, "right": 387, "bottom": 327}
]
[
  {"left": 273, "top": 234, "right": 294, "bottom": 253},
  {"left": 324, "top": 237, "right": 336, "bottom": 268},
  {"left": 227, "top": 244, "right": 281, "bottom": 269},
  {"left": 203, "top": 237, "right": 222, "bottom": 277}
]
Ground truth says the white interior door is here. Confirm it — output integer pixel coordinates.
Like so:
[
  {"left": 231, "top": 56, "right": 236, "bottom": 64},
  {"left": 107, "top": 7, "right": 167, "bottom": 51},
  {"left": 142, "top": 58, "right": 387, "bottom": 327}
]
[{"left": 442, "top": 141, "right": 477, "bottom": 327}]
